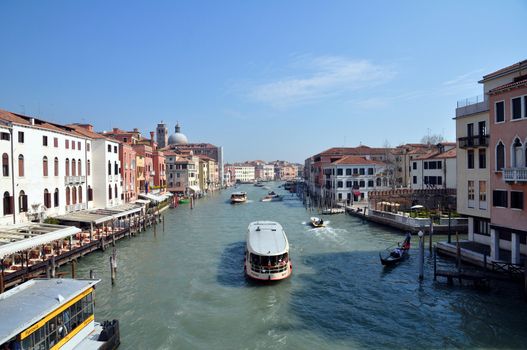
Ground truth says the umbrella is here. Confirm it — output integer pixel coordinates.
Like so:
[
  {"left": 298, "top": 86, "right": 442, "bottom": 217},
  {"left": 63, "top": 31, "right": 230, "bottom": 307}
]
[{"left": 410, "top": 205, "right": 424, "bottom": 210}]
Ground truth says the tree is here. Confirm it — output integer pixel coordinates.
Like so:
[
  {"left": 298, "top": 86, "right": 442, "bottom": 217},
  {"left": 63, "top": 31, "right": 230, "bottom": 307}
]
[{"left": 421, "top": 134, "right": 445, "bottom": 145}]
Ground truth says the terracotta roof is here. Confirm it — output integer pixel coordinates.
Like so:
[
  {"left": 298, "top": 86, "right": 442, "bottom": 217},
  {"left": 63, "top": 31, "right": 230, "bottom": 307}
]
[
  {"left": 482, "top": 60, "right": 527, "bottom": 81},
  {"left": 66, "top": 124, "right": 107, "bottom": 140},
  {"left": 318, "top": 146, "right": 391, "bottom": 157},
  {"left": 488, "top": 79, "right": 527, "bottom": 95},
  {"left": 331, "top": 156, "right": 384, "bottom": 165},
  {"left": 415, "top": 148, "right": 456, "bottom": 160},
  {"left": 0, "top": 109, "right": 85, "bottom": 137}
]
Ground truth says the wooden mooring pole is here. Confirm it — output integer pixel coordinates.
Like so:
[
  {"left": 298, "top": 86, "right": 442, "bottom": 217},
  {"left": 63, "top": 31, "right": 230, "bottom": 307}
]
[
  {"left": 418, "top": 230, "right": 424, "bottom": 281},
  {"left": 89, "top": 269, "right": 95, "bottom": 279},
  {"left": 110, "top": 249, "right": 117, "bottom": 285},
  {"left": 429, "top": 216, "right": 433, "bottom": 254},
  {"left": 51, "top": 255, "right": 56, "bottom": 278},
  {"left": 162, "top": 215, "right": 165, "bottom": 232},
  {"left": 71, "top": 259, "right": 77, "bottom": 279},
  {"left": 524, "top": 260, "right": 527, "bottom": 302}
]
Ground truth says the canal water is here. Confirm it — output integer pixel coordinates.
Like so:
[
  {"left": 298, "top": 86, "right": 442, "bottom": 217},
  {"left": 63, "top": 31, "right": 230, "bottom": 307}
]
[{"left": 72, "top": 184, "right": 527, "bottom": 349}]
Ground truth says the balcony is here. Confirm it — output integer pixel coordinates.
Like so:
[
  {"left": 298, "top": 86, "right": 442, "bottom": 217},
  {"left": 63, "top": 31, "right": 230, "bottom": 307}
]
[
  {"left": 64, "top": 175, "right": 86, "bottom": 185},
  {"left": 66, "top": 203, "right": 87, "bottom": 212},
  {"left": 458, "top": 135, "right": 489, "bottom": 148},
  {"left": 503, "top": 168, "right": 527, "bottom": 182},
  {"left": 456, "top": 95, "right": 489, "bottom": 118}
]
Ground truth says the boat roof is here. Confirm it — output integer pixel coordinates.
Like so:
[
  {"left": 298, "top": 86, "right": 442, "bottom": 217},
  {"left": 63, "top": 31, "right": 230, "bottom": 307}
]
[
  {"left": 246, "top": 221, "right": 288, "bottom": 256},
  {"left": 0, "top": 278, "right": 99, "bottom": 344},
  {"left": 231, "top": 192, "right": 247, "bottom": 196}
]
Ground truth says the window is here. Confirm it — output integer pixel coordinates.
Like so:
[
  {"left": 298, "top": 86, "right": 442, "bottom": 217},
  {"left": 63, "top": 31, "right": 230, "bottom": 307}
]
[
  {"left": 478, "top": 121, "right": 487, "bottom": 137},
  {"left": 437, "top": 161, "right": 442, "bottom": 169},
  {"left": 337, "top": 169, "right": 343, "bottom": 176},
  {"left": 65, "top": 139, "right": 69, "bottom": 149},
  {"left": 353, "top": 168, "right": 358, "bottom": 175},
  {"left": 108, "top": 185, "right": 112, "bottom": 200},
  {"left": 468, "top": 180, "right": 475, "bottom": 202},
  {"left": 3, "top": 192, "right": 12, "bottom": 215},
  {"left": 467, "top": 150, "right": 474, "bottom": 169},
  {"left": 412, "top": 176, "right": 417, "bottom": 184},
  {"left": 78, "top": 159, "right": 82, "bottom": 176},
  {"left": 359, "top": 180, "right": 365, "bottom": 187},
  {"left": 72, "top": 159, "right": 76, "bottom": 176},
  {"left": 346, "top": 168, "right": 351, "bottom": 175},
  {"left": 43, "top": 135, "right": 48, "bottom": 146},
  {"left": 337, "top": 181, "right": 343, "bottom": 188},
  {"left": 54, "top": 157, "right": 59, "bottom": 176},
  {"left": 412, "top": 162, "right": 417, "bottom": 170},
  {"left": 359, "top": 168, "right": 365, "bottom": 175},
  {"left": 479, "top": 181, "right": 487, "bottom": 202},
  {"left": 467, "top": 123, "right": 474, "bottom": 137},
  {"left": 66, "top": 187, "right": 70, "bottom": 205},
  {"left": 78, "top": 141, "right": 81, "bottom": 150},
  {"left": 2, "top": 153, "right": 8, "bottom": 177},
  {"left": 87, "top": 160, "right": 91, "bottom": 176},
  {"left": 368, "top": 180, "right": 374, "bottom": 187},
  {"left": 474, "top": 218, "right": 489, "bottom": 236},
  {"left": 72, "top": 187, "right": 77, "bottom": 204},
  {"left": 43, "top": 156, "right": 48, "bottom": 176},
  {"left": 0, "top": 132, "right": 10, "bottom": 141},
  {"left": 512, "top": 138, "right": 523, "bottom": 168},
  {"left": 54, "top": 137, "right": 58, "bottom": 147},
  {"left": 114, "top": 146, "right": 117, "bottom": 153},
  {"left": 18, "top": 190, "right": 27, "bottom": 213},
  {"left": 368, "top": 168, "right": 374, "bottom": 175},
  {"left": 495, "top": 101, "right": 505, "bottom": 122},
  {"left": 108, "top": 161, "right": 111, "bottom": 175},
  {"left": 88, "top": 186, "right": 93, "bottom": 201},
  {"left": 478, "top": 149, "right": 486, "bottom": 169},
  {"left": 72, "top": 140, "right": 75, "bottom": 150},
  {"left": 511, "top": 191, "right": 523, "bottom": 210},
  {"left": 346, "top": 181, "right": 352, "bottom": 187},
  {"left": 78, "top": 186, "right": 83, "bottom": 203},
  {"left": 493, "top": 190, "right": 507, "bottom": 207},
  {"left": 437, "top": 176, "right": 442, "bottom": 185},
  {"left": 44, "top": 189, "right": 51, "bottom": 208},
  {"left": 54, "top": 188, "right": 59, "bottom": 207},
  {"left": 17, "top": 154, "right": 23, "bottom": 177},
  {"left": 108, "top": 145, "right": 112, "bottom": 152},
  {"left": 512, "top": 97, "right": 522, "bottom": 120},
  {"left": 87, "top": 143, "right": 90, "bottom": 151},
  {"left": 18, "top": 131, "right": 24, "bottom": 143},
  {"left": 114, "top": 161, "right": 118, "bottom": 175},
  {"left": 424, "top": 162, "right": 428, "bottom": 169},
  {"left": 496, "top": 142, "right": 505, "bottom": 171},
  {"left": 65, "top": 159, "right": 70, "bottom": 176},
  {"left": 114, "top": 184, "right": 118, "bottom": 198}
]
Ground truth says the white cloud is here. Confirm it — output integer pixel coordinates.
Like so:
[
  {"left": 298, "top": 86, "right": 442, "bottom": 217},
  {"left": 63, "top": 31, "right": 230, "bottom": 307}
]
[{"left": 248, "top": 56, "right": 396, "bottom": 107}]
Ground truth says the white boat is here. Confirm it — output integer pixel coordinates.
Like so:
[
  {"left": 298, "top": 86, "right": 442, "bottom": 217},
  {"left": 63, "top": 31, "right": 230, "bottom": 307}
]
[
  {"left": 0, "top": 278, "right": 119, "bottom": 350},
  {"left": 310, "top": 217, "right": 325, "bottom": 228},
  {"left": 321, "top": 207, "right": 345, "bottom": 215},
  {"left": 231, "top": 191, "right": 247, "bottom": 204},
  {"left": 261, "top": 191, "right": 283, "bottom": 202},
  {"left": 245, "top": 221, "right": 292, "bottom": 281}
]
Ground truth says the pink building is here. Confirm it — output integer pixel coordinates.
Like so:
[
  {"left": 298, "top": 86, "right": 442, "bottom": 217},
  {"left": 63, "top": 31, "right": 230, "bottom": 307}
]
[
  {"left": 120, "top": 143, "right": 137, "bottom": 202},
  {"left": 485, "top": 60, "right": 527, "bottom": 263}
]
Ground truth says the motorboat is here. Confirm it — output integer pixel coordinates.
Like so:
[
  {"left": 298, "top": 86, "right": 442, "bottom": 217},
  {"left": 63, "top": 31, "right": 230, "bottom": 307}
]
[
  {"left": 231, "top": 192, "right": 247, "bottom": 204},
  {"left": 310, "top": 217, "right": 325, "bottom": 228},
  {"left": 245, "top": 221, "right": 292, "bottom": 281}
]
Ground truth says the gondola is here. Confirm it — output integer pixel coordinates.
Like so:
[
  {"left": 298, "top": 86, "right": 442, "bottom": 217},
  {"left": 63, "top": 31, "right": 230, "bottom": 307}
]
[{"left": 379, "top": 233, "right": 411, "bottom": 266}]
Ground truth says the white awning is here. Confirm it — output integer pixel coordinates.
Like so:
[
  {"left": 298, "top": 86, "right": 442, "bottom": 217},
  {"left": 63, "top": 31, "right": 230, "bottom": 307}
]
[
  {"left": 0, "top": 224, "right": 80, "bottom": 259},
  {"left": 138, "top": 193, "right": 171, "bottom": 203},
  {"left": 133, "top": 199, "right": 151, "bottom": 204},
  {"left": 188, "top": 186, "right": 201, "bottom": 193}
]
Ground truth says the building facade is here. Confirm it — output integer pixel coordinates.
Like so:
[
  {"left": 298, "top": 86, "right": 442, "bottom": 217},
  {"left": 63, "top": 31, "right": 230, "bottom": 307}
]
[{"left": 410, "top": 145, "right": 457, "bottom": 190}]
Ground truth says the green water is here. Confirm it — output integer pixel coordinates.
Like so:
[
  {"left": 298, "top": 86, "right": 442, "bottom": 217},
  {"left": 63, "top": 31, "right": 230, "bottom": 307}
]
[{"left": 71, "top": 184, "right": 527, "bottom": 349}]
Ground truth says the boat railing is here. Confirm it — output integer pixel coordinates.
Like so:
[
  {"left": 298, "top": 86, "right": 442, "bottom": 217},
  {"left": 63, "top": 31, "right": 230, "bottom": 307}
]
[{"left": 251, "top": 263, "right": 288, "bottom": 274}]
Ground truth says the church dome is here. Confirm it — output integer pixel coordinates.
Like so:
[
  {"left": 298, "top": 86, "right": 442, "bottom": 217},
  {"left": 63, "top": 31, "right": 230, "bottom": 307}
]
[{"left": 168, "top": 122, "right": 188, "bottom": 145}]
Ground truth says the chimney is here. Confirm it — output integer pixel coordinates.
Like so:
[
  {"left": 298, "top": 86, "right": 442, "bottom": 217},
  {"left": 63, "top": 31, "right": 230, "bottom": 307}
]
[
  {"left": 113, "top": 127, "right": 119, "bottom": 133},
  {"left": 75, "top": 124, "right": 94, "bottom": 132},
  {"left": 29, "top": 118, "right": 35, "bottom": 125},
  {"left": 133, "top": 128, "right": 139, "bottom": 133}
]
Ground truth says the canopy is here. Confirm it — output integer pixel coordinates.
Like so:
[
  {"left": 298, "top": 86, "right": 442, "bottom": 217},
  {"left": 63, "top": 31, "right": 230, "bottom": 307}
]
[
  {"left": 138, "top": 192, "right": 171, "bottom": 203},
  {"left": 352, "top": 190, "right": 361, "bottom": 196},
  {"left": 411, "top": 205, "right": 424, "bottom": 209},
  {"left": 0, "top": 224, "right": 80, "bottom": 259},
  {"left": 188, "top": 186, "right": 201, "bottom": 193}
]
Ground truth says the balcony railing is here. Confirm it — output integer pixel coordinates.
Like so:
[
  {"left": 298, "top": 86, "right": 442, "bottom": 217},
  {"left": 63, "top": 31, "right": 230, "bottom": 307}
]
[
  {"left": 66, "top": 203, "right": 87, "bottom": 212},
  {"left": 64, "top": 175, "right": 86, "bottom": 185},
  {"left": 458, "top": 135, "right": 489, "bottom": 148},
  {"left": 456, "top": 95, "right": 489, "bottom": 118},
  {"left": 503, "top": 168, "right": 527, "bottom": 182}
]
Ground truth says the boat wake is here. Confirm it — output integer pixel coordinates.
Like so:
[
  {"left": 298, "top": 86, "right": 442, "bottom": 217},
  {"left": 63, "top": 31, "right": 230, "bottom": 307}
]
[{"left": 306, "top": 226, "right": 349, "bottom": 246}]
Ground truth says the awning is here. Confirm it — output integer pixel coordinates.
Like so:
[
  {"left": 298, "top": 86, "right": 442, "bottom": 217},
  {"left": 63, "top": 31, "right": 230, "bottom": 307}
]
[
  {"left": 133, "top": 199, "right": 151, "bottom": 204},
  {"left": 352, "top": 190, "right": 361, "bottom": 196},
  {"left": 0, "top": 224, "right": 80, "bottom": 259},
  {"left": 138, "top": 193, "right": 171, "bottom": 203},
  {"left": 55, "top": 204, "right": 143, "bottom": 224},
  {"left": 188, "top": 186, "right": 201, "bottom": 193}
]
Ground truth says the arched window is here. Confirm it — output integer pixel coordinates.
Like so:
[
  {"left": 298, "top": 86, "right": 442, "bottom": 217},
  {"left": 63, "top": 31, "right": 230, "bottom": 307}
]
[
  {"left": 496, "top": 142, "right": 505, "bottom": 171},
  {"left": 3, "top": 191, "right": 12, "bottom": 215},
  {"left": 108, "top": 185, "right": 112, "bottom": 200},
  {"left": 72, "top": 187, "right": 77, "bottom": 204},
  {"left": 108, "top": 161, "right": 111, "bottom": 175},
  {"left": 512, "top": 138, "right": 523, "bottom": 168},
  {"left": 72, "top": 159, "right": 76, "bottom": 176},
  {"left": 2, "top": 153, "right": 8, "bottom": 177},
  {"left": 114, "top": 184, "right": 118, "bottom": 198},
  {"left": 78, "top": 186, "right": 82, "bottom": 203},
  {"left": 78, "top": 159, "right": 82, "bottom": 176},
  {"left": 54, "top": 157, "right": 59, "bottom": 176},
  {"left": 87, "top": 160, "right": 91, "bottom": 176},
  {"left": 54, "top": 188, "right": 59, "bottom": 207},
  {"left": 376, "top": 178, "right": 381, "bottom": 187},
  {"left": 114, "top": 161, "right": 118, "bottom": 175},
  {"left": 65, "top": 158, "right": 70, "bottom": 176},
  {"left": 43, "top": 156, "right": 48, "bottom": 176},
  {"left": 18, "top": 190, "right": 27, "bottom": 213},
  {"left": 88, "top": 185, "right": 93, "bottom": 201},
  {"left": 66, "top": 187, "right": 70, "bottom": 205},
  {"left": 18, "top": 155, "right": 24, "bottom": 177},
  {"left": 44, "top": 189, "right": 51, "bottom": 208}
]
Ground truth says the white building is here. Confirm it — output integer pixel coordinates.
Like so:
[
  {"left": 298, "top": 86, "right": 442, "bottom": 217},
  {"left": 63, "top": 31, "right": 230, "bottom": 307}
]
[
  {"left": 322, "top": 156, "right": 390, "bottom": 205},
  {"left": 410, "top": 144, "right": 457, "bottom": 190},
  {"left": 68, "top": 124, "right": 123, "bottom": 209},
  {"left": 0, "top": 110, "right": 94, "bottom": 225},
  {"left": 233, "top": 166, "right": 255, "bottom": 183}
]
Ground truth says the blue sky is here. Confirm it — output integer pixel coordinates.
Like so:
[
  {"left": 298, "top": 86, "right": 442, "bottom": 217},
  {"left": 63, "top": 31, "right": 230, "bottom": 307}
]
[{"left": 0, "top": 1, "right": 526, "bottom": 163}]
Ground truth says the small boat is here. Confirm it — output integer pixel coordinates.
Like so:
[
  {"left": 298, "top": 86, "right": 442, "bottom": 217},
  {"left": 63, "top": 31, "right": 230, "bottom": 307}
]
[
  {"left": 310, "top": 217, "right": 325, "bottom": 228},
  {"left": 261, "top": 191, "right": 283, "bottom": 202},
  {"left": 231, "top": 191, "right": 248, "bottom": 204},
  {"left": 245, "top": 221, "right": 292, "bottom": 281},
  {"left": 254, "top": 182, "right": 264, "bottom": 187},
  {"left": 379, "top": 233, "right": 411, "bottom": 266},
  {"left": 179, "top": 198, "right": 190, "bottom": 204},
  {"left": 321, "top": 207, "right": 345, "bottom": 215}
]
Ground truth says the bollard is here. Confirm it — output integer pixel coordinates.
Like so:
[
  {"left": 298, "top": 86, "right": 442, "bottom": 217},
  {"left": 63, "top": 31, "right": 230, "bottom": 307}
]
[
  {"left": 71, "top": 259, "right": 77, "bottom": 279},
  {"left": 89, "top": 269, "right": 94, "bottom": 279},
  {"left": 418, "top": 230, "right": 424, "bottom": 281}
]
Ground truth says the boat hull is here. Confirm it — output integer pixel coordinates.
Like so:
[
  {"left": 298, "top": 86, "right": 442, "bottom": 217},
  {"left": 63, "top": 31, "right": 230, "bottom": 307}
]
[
  {"left": 245, "top": 262, "right": 292, "bottom": 281},
  {"left": 379, "top": 252, "right": 408, "bottom": 266},
  {"left": 231, "top": 198, "right": 247, "bottom": 204}
]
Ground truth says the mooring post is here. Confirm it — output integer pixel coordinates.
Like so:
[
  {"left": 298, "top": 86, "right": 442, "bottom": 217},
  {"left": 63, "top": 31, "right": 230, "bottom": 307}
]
[
  {"left": 524, "top": 260, "right": 527, "bottom": 302},
  {"left": 418, "top": 230, "right": 424, "bottom": 281},
  {"left": 89, "top": 269, "right": 94, "bottom": 279},
  {"left": 101, "top": 236, "right": 106, "bottom": 252},
  {"left": 162, "top": 215, "right": 165, "bottom": 232},
  {"left": 112, "top": 231, "right": 116, "bottom": 247},
  {"left": 51, "top": 255, "right": 56, "bottom": 278},
  {"left": 71, "top": 259, "right": 76, "bottom": 279},
  {"left": 0, "top": 262, "right": 5, "bottom": 293},
  {"left": 429, "top": 216, "right": 433, "bottom": 254},
  {"left": 433, "top": 245, "right": 437, "bottom": 281},
  {"left": 110, "top": 256, "right": 115, "bottom": 285},
  {"left": 46, "top": 260, "right": 50, "bottom": 279},
  {"left": 447, "top": 209, "right": 452, "bottom": 244},
  {"left": 483, "top": 253, "right": 487, "bottom": 270},
  {"left": 456, "top": 231, "right": 461, "bottom": 272}
]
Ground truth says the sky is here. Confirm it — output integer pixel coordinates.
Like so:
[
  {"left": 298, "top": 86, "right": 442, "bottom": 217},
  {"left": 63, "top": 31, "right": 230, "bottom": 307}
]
[{"left": 0, "top": 1, "right": 526, "bottom": 163}]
